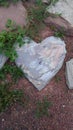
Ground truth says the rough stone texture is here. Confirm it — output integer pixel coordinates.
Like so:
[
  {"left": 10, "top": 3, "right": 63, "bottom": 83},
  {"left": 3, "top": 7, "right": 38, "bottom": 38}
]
[
  {"left": 39, "top": 26, "right": 54, "bottom": 39},
  {"left": 66, "top": 59, "right": 73, "bottom": 89},
  {"left": 15, "top": 36, "right": 66, "bottom": 90},
  {"left": 42, "top": 0, "right": 51, "bottom": 4},
  {"left": 0, "top": 1, "right": 27, "bottom": 31},
  {"left": 48, "top": 0, "right": 73, "bottom": 27},
  {"left": 0, "top": 54, "right": 7, "bottom": 69},
  {"left": 44, "top": 16, "right": 73, "bottom": 36}
]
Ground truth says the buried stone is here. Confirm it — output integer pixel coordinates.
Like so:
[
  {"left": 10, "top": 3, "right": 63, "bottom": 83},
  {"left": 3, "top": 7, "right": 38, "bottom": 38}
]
[
  {"left": 66, "top": 59, "right": 73, "bottom": 89},
  {"left": 0, "top": 1, "right": 27, "bottom": 31},
  {"left": 48, "top": 0, "right": 73, "bottom": 27},
  {"left": 15, "top": 36, "right": 66, "bottom": 90}
]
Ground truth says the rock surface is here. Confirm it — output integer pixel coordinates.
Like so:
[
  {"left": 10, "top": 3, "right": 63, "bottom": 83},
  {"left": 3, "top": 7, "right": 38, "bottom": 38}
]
[
  {"left": 0, "top": 1, "right": 27, "bottom": 31},
  {"left": 42, "top": 0, "right": 51, "bottom": 4},
  {"left": 15, "top": 37, "right": 66, "bottom": 90},
  {"left": 0, "top": 54, "right": 7, "bottom": 69},
  {"left": 48, "top": 0, "right": 73, "bottom": 27},
  {"left": 66, "top": 59, "right": 73, "bottom": 89},
  {"left": 44, "top": 16, "right": 73, "bottom": 36}
]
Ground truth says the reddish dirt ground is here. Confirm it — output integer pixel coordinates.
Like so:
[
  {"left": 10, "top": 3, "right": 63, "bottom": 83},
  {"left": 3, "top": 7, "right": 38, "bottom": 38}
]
[{"left": 0, "top": 24, "right": 73, "bottom": 130}]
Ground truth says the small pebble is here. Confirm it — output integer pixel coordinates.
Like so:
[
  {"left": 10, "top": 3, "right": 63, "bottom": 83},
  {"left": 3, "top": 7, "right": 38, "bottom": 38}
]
[
  {"left": 2, "top": 118, "right": 5, "bottom": 122},
  {"left": 62, "top": 105, "right": 66, "bottom": 108}
]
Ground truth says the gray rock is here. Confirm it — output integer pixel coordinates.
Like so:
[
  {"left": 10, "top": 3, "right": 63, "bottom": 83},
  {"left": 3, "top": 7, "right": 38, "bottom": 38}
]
[
  {"left": 44, "top": 16, "right": 73, "bottom": 36},
  {"left": 66, "top": 59, "right": 73, "bottom": 89},
  {"left": 0, "top": 54, "right": 7, "bottom": 69},
  {"left": 0, "top": 1, "right": 27, "bottom": 31},
  {"left": 47, "top": 0, "right": 73, "bottom": 27},
  {"left": 15, "top": 36, "right": 66, "bottom": 90}
]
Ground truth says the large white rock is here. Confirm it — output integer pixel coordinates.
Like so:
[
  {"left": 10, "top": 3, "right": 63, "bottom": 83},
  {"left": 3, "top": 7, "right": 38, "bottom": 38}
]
[
  {"left": 66, "top": 59, "right": 73, "bottom": 89},
  {"left": 48, "top": 0, "right": 73, "bottom": 26},
  {"left": 15, "top": 36, "right": 66, "bottom": 90}
]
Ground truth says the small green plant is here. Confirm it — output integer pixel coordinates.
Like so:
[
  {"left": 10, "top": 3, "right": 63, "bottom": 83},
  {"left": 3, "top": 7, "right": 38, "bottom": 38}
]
[
  {"left": 35, "top": 97, "right": 52, "bottom": 118},
  {"left": 55, "top": 75, "right": 61, "bottom": 83},
  {"left": 0, "top": 62, "right": 24, "bottom": 81},
  {"left": 0, "top": 20, "right": 25, "bottom": 62},
  {"left": 0, "top": 0, "right": 20, "bottom": 6},
  {"left": 54, "top": 30, "right": 64, "bottom": 38},
  {"left": 5, "top": 19, "right": 17, "bottom": 29},
  {"left": 26, "top": 0, "right": 48, "bottom": 39},
  {"left": 0, "top": 83, "right": 24, "bottom": 112}
]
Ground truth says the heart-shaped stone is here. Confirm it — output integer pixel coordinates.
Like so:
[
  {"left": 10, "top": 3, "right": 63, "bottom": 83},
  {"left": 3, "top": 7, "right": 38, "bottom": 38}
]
[{"left": 15, "top": 36, "right": 66, "bottom": 90}]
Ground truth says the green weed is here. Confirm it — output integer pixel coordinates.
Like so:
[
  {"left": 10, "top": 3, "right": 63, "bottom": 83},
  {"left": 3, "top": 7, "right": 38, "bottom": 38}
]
[
  {"left": 0, "top": 0, "right": 20, "bottom": 6},
  {"left": 54, "top": 31, "right": 64, "bottom": 38},
  {"left": 35, "top": 97, "right": 52, "bottom": 118},
  {"left": 0, "top": 20, "right": 25, "bottom": 62},
  {"left": 0, "top": 83, "right": 24, "bottom": 112},
  {"left": 55, "top": 75, "right": 61, "bottom": 83},
  {"left": 0, "top": 63, "right": 24, "bottom": 82},
  {"left": 26, "top": 0, "right": 48, "bottom": 39}
]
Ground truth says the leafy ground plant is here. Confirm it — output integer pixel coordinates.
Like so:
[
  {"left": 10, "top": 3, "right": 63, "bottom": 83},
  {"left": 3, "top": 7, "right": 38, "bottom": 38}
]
[
  {"left": 25, "top": 0, "right": 48, "bottom": 40},
  {"left": 0, "top": 19, "right": 25, "bottom": 62},
  {"left": 0, "top": 83, "right": 24, "bottom": 112},
  {"left": 35, "top": 97, "right": 52, "bottom": 118},
  {"left": 0, "top": 0, "right": 20, "bottom": 6},
  {"left": 55, "top": 75, "right": 61, "bottom": 83},
  {"left": 54, "top": 30, "right": 64, "bottom": 38},
  {"left": 0, "top": 62, "right": 24, "bottom": 82}
]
